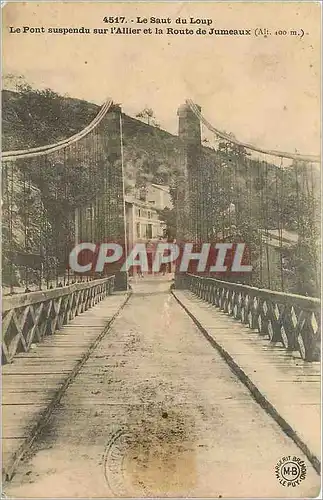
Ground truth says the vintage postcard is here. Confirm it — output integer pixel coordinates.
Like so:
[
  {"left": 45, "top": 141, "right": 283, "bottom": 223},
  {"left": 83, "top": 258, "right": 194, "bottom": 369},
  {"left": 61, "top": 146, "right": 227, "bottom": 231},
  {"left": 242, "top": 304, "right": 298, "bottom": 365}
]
[{"left": 1, "top": 1, "right": 321, "bottom": 498}]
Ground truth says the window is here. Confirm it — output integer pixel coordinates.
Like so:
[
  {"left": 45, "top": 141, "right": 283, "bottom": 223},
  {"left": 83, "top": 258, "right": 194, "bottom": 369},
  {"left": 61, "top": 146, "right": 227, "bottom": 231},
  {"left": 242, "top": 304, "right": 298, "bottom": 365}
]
[
  {"left": 136, "top": 223, "right": 140, "bottom": 238},
  {"left": 147, "top": 224, "right": 153, "bottom": 239},
  {"left": 148, "top": 211, "right": 151, "bottom": 219},
  {"left": 138, "top": 209, "right": 141, "bottom": 218}
]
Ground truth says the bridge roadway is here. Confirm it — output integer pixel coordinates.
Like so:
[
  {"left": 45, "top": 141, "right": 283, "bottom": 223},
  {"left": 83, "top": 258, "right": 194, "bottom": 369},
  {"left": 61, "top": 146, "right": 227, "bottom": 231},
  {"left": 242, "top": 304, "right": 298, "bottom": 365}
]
[{"left": 4, "top": 276, "right": 320, "bottom": 497}]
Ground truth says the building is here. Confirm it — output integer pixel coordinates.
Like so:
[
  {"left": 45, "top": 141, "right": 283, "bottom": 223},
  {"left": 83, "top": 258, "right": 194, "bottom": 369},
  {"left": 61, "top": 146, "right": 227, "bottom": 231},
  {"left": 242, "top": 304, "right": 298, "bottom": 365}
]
[
  {"left": 125, "top": 196, "right": 166, "bottom": 249},
  {"left": 125, "top": 184, "right": 173, "bottom": 274},
  {"left": 260, "top": 229, "right": 299, "bottom": 291},
  {"left": 147, "top": 183, "right": 173, "bottom": 210}
]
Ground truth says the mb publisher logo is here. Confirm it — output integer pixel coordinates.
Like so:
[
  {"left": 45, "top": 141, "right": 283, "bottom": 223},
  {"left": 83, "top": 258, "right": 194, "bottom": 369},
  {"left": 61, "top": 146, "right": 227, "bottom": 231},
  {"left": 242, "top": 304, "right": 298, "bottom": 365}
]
[
  {"left": 281, "top": 462, "right": 301, "bottom": 481},
  {"left": 275, "top": 456, "right": 307, "bottom": 487}
]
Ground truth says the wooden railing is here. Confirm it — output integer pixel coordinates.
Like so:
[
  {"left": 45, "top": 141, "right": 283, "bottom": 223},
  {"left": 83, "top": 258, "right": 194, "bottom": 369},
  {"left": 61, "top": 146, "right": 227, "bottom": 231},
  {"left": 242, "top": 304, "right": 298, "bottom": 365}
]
[
  {"left": 184, "top": 274, "right": 321, "bottom": 362},
  {"left": 1, "top": 276, "right": 115, "bottom": 364}
]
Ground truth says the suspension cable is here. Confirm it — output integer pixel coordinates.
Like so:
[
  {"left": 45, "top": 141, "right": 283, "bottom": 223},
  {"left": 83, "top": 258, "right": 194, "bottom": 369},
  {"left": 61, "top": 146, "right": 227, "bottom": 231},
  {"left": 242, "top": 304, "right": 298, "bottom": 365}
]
[
  {"left": 186, "top": 99, "right": 320, "bottom": 163},
  {"left": 258, "top": 160, "right": 263, "bottom": 286},
  {"left": 2, "top": 99, "right": 113, "bottom": 160},
  {"left": 264, "top": 159, "right": 271, "bottom": 289},
  {"left": 276, "top": 158, "right": 285, "bottom": 291}
]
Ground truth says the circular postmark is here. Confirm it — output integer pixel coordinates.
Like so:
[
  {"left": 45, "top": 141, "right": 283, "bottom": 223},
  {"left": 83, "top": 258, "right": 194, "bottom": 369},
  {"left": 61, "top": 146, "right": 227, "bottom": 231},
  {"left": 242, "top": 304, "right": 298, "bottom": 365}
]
[
  {"left": 103, "top": 428, "right": 138, "bottom": 497},
  {"left": 275, "top": 456, "right": 307, "bottom": 487},
  {"left": 102, "top": 411, "right": 195, "bottom": 497}
]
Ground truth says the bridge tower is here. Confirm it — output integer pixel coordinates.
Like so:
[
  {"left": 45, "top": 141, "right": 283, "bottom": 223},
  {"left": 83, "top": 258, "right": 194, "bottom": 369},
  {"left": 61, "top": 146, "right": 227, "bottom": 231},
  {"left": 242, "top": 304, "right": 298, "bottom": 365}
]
[
  {"left": 99, "top": 103, "right": 128, "bottom": 291},
  {"left": 175, "top": 102, "right": 202, "bottom": 288},
  {"left": 176, "top": 102, "right": 202, "bottom": 242}
]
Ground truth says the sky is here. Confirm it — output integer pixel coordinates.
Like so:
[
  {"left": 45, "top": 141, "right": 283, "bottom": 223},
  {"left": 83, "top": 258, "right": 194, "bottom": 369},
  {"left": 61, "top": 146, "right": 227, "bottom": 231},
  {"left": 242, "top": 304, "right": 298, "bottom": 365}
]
[{"left": 2, "top": 2, "right": 321, "bottom": 155}]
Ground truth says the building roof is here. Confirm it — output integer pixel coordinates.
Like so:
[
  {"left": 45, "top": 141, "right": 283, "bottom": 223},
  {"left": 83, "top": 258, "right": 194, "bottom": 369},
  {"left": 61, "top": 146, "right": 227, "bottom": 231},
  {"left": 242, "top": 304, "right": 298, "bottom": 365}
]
[
  {"left": 260, "top": 229, "right": 299, "bottom": 248},
  {"left": 125, "top": 195, "right": 159, "bottom": 210}
]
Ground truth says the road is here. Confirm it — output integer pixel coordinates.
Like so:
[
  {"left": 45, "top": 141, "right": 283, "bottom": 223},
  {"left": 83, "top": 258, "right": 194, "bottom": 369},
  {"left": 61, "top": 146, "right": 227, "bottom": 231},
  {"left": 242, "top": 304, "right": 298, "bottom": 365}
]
[{"left": 5, "top": 277, "right": 320, "bottom": 498}]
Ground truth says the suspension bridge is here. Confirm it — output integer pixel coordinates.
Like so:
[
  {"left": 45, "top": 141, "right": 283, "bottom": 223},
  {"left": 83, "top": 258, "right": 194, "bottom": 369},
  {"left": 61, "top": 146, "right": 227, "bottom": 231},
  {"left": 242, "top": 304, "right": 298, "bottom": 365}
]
[{"left": 1, "top": 97, "right": 321, "bottom": 497}]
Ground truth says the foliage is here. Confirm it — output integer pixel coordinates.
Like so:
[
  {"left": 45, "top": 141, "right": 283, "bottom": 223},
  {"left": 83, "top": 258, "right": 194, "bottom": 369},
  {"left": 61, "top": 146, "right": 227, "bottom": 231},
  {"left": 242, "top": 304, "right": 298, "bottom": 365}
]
[
  {"left": 122, "top": 114, "right": 181, "bottom": 190},
  {"left": 3, "top": 83, "right": 180, "bottom": 194},
  {"left": 158, "top": 207, "right": 177, "bottom": 241},
  {"left": 181, "top": 139, "right": 320, "bottom": 295},
  {"left": 2, "top": 81, "right": 182, "bottom": 287},
  {"left": 2, "top": 86, "right": 98, "bottom": 150},
  {"left": 135, "top": 108, "right": 160, "bottom": 127}
]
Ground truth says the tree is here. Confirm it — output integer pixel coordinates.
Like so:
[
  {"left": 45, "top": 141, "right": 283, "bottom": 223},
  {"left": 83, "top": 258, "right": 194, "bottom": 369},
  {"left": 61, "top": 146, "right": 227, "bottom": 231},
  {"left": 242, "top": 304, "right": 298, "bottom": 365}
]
[
  {"left": 121, "top": 117, "right": 180, "bottom": 190},
  {"left": 135, "top": 108, "right": 160, "bottom": 127},
  {"left": 3, "top": 73, "right": 29, "bottom": 91},
  {"left": 159, "top": 207, "right": 176, "bottom": 241}
]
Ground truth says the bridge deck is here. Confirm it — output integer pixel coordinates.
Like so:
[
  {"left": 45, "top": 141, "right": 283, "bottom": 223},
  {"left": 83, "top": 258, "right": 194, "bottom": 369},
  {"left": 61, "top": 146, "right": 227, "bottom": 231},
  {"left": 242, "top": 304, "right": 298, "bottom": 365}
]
[
  {"left": 2, "top": 277, "right": 321, "bottom": 498},
  {"left": 173, "top": 290, "right": 321, "bottom": 462},
  {"left": 2, "top": 292, "right": 129, "bottom": 479}
]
